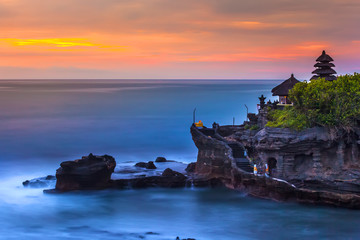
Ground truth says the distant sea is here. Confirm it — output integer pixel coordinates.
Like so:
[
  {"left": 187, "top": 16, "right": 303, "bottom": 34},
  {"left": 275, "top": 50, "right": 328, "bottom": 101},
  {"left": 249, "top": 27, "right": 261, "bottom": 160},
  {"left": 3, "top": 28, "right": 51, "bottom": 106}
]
[{"left": 0, "top": 79, "right": 359, "bottom": 240}]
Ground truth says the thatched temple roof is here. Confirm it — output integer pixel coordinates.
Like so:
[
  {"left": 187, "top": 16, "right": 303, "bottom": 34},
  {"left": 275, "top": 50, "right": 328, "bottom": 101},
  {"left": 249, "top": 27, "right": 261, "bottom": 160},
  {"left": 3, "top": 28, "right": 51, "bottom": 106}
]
[{"left": 272, "top": 74, "right": 300, "bottom": 96}]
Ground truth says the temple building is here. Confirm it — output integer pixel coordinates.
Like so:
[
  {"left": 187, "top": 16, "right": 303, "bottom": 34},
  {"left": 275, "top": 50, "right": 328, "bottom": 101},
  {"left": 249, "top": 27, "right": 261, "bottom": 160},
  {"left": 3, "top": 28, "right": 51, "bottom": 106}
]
[
  {"left": 311, "top": 50, "right": 337, "bottom": 81},
  {"left": 271, "top": 74, "right": 300, "bottom": 104}
]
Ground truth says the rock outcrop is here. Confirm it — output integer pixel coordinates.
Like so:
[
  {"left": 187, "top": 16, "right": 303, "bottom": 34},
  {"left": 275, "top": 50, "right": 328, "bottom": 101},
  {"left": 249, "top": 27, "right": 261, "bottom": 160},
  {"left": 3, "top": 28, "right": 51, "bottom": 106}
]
[
  {"left": 185, "top": 162, "right": 196, "bottom": 173},
  {"left": 55, "top": 153, "right": 116, "bottom": 191},
  {"left": 190, "top": 124, "right": 360, "bottom": 209},
  {"left": 111, "top": 168, "right": 187, "bottom": 189},
  {"left": 40, "top": 153, "right": 191, "bottom": 192},
  {"left": 232, "top": 127, "right": 360, "bottom": 189},
  {"left": 135, "top": 161, "right": 157, "bottom": 169},
  {"left": 155, "top": 157, "right": 167, "bottom": 162},
  {"left": 23, "top": 175, "right": 56, "bottom": 188}
]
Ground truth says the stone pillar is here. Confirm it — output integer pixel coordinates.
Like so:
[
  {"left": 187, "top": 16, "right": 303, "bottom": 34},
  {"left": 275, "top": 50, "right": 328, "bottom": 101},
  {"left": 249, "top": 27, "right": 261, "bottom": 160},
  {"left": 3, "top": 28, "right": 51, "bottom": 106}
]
[
  {"left": 257, "top": 109, "right": 268, "bottom": 129},
  {"left": 336, "top": 140, "right": 345, "bottom": 168},
  {"left": 312, "top": 148, "right": 322, "bottom": 174}
]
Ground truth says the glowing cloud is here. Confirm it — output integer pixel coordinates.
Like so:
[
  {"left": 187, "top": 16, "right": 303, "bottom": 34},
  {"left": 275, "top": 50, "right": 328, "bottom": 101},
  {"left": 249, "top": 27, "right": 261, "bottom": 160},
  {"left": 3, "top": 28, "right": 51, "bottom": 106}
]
[
  {"left": 1, "top": 38, "right": 96, "bottom": 47},
  {"left": 0, "top": 0, "right": 358, "bottom": 78}
]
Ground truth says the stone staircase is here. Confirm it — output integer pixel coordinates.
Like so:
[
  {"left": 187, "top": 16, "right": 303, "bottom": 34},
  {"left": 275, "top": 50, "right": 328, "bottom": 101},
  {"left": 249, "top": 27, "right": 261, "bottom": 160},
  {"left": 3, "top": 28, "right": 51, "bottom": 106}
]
[
  {"left": 228, "top": 143, "right": 253, "bottom": 173},
  {"left": 235, "top": 158, "right": 253, "bottom": 173}
]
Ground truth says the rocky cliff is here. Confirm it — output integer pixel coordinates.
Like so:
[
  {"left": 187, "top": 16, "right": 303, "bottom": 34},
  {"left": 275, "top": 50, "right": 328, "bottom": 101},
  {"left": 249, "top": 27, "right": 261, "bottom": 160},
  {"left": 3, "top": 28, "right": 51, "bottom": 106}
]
[{"left": 190, "top": 124, "right": 360, "bottom": 209}]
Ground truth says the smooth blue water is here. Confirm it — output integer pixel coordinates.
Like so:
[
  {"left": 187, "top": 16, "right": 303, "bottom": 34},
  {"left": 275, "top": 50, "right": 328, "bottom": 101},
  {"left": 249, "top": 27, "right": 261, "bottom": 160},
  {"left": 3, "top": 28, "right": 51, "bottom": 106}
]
[{"left": 0, "top": 79, "right": 359, "bottom": 240}]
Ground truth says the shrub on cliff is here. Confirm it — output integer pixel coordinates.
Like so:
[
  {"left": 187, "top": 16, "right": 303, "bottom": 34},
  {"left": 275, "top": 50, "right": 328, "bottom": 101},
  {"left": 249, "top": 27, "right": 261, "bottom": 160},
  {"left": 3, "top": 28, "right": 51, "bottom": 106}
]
[{"left": 267, "top": 73, "right": 360, "bottom": 132}]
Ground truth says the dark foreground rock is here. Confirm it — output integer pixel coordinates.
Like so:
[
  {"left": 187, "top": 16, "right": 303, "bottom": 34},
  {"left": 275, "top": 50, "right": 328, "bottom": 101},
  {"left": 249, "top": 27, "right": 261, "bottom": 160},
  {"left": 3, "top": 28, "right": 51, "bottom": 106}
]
[
  {"left": 185, "top": 162, "right": 196, "bottom": 173},
  {"left": 162, "top": 168, "right": 185, "bottom": 177},
  {"left": 135, "top": 161, "right": 157, "bottom": 169},
  {"left": 55, "top": 153, "right": 116, "bottom": 191}
]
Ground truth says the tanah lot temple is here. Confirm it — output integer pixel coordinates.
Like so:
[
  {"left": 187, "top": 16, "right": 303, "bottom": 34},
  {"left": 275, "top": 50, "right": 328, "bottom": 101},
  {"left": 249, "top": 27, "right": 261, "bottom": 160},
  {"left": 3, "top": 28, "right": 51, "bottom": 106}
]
[
  {"left": 190, "top": 50, "right": 360, "bottom": 209},
  {"left": 191, "top": 50, "right": 348, "bottom": 180}
]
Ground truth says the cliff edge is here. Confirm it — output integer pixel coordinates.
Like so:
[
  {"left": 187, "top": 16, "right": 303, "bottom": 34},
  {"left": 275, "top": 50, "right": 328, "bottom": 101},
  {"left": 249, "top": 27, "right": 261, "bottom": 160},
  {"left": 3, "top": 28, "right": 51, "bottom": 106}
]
[{"left": 190, "top": 124, "right": 360, "bottom": 209}]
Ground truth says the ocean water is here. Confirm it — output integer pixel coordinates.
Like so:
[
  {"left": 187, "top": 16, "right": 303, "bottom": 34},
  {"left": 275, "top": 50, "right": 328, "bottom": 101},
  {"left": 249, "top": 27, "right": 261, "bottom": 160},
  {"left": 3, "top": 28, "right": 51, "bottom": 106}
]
[{"left": 0, "top": 79, "right": 359, "bottom": 240}]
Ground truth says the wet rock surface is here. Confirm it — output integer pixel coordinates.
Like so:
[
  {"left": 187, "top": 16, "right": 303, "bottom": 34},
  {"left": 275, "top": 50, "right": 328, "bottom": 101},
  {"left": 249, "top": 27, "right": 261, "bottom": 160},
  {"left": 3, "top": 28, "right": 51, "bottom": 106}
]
[
  {"left": 23, "top": 175, "right": 56, "bottom": 188},
  {"left": 135, "top": 161, "right": 157, "bottom": 169},
  {"left": 185, "top": 162, "right": 196, "bottom": 173},
  {"left": 110, "top": 168, "right": 187, "bottom": 189},
  {"left": 155, "top": 157, "right": 167, "bottom": 162},
  {"left": 37, "top": 154, "right": 196, "bottom": 193},
  {"left": 55, "top": 153, "right": 116, "bottom": 191}
]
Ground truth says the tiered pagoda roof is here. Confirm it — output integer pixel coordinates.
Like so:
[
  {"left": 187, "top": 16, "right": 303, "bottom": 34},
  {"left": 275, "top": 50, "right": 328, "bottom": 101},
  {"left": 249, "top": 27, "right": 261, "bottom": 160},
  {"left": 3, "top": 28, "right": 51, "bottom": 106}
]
[
  {"left": 272, "top": 74, "right": 300, "bottom": 96},
  {"left": 311, "top": 50, "right": 337, "bottom": 81}
]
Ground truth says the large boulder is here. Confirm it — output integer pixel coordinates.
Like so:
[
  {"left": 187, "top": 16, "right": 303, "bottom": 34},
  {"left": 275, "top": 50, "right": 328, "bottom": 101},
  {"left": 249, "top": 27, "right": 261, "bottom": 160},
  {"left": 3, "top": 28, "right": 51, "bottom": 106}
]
[{"left": 55, "top": 153, "right": 116, "bottom": 191}]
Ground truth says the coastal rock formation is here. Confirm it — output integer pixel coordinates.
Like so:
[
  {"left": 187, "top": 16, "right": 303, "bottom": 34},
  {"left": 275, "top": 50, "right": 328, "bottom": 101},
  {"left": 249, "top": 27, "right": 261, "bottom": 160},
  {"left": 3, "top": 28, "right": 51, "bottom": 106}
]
[
  {"left": 135, "top": 161, "right": 157, "bottom": 169},
  {"left": 41, "top": 153, "right": 188, "bottom": 192},
  {"left": 233, "top": 127, "right": 360, "bottom": 186},
  {"left": 132, "top": 169, "right": 186, "bottom": 188},
  {"left": 23, "top": 175, "right": 56, "bottom": 188},
  {"left": 190, "top": 124, "right": 360, "bottom": 209},
  {"left": 190, "top": 127, "right": 234, "bottom": 177},
  {"left": 185, "top": 162, "right": 196, "bottom": 173},
  {"left": 109, "top": 168, "right": 187, "bottom": 189},
  {"left": 55, "top": 153, "right": 116, "bottom": 191}
]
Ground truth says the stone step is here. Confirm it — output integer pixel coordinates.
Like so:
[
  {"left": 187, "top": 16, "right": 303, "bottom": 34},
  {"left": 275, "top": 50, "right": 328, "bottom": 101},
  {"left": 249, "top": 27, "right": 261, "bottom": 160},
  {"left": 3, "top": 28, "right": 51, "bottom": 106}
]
[{"left": 236, "top": 162, "right": 253, "bottom": 173}]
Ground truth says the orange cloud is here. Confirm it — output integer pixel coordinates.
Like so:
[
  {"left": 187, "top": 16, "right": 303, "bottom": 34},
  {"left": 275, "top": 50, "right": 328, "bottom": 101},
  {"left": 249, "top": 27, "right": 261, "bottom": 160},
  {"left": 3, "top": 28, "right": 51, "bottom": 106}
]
[
  {"left": 296, "top": 43, "right": 329, "bottom": 50},
  {"left": 0, "top": 0, "right": 358, "bottom": 78},
  {"left": 1, "top": 38, "right": 96, "bottom": 47}
]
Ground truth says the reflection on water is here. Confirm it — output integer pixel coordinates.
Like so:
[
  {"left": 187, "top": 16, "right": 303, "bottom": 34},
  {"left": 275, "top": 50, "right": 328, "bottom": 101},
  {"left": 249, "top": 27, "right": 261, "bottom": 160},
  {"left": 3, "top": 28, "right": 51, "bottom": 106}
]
[{"left": 0, "top": 80, "right": 359, "bottom": 239}]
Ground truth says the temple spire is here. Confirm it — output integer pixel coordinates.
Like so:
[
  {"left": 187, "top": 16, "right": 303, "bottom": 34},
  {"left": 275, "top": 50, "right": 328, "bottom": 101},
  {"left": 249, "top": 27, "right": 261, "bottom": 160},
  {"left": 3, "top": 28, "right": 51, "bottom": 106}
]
[{"left": 311, "top": 50, "right": 337, "bottom": 81}]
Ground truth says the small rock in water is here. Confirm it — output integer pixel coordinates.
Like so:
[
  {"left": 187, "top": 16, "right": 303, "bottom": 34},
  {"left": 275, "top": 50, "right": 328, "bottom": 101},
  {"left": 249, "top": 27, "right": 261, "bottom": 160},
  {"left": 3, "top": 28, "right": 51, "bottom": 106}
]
[
  {"left": 155, "top": 157, "right": 167, "bottom": 162},
  {"left": 23, "top": 175, "right": 56, "bottom": 188},
  {"left": 45, "top": 175, "right": 56, "bottom": 180},
  {"left": 146, "top": 161, "right": 156, "bottom": 169},
  {"left": 134, "top": 162, "right": 147, "bottom": 168},
  {"left": 176, "top": 237, "right": 195, "bottom": 240},
  {"left": 135, "top": 161, "right": 157, "bottom": 169}
]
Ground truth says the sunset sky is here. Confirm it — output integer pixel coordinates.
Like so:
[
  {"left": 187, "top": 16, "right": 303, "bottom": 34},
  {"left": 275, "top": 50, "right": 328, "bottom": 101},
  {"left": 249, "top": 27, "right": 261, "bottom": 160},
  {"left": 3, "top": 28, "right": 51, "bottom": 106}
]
[{"left": 0, "top": 0, "right": 359, "bottom": 79}]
